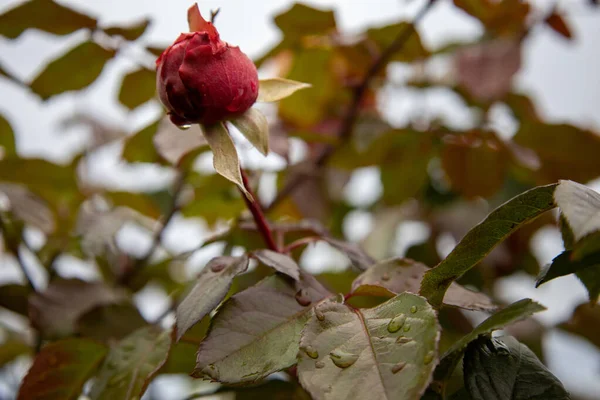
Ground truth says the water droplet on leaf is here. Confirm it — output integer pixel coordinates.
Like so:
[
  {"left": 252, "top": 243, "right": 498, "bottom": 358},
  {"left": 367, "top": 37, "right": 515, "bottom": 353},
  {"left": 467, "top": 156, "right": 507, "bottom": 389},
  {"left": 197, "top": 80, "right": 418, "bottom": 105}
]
[
  {"left": 177, "top": 124, "right": 192, "bottom": 130},
  {"left": 315, "top": 361, "right": 325, "bottom": 369},
  {"left": 396, "top": 336, "right": 412, "bottom": 344},
  {"left": 403, "top": 324, "right": 411, "bottom": 332},
  {"left": 329, "top": 349, "right": 359, "bottom": 368},
  {"left": 304, "top": 345, "right": 319, "bottom": 359},
  {"left": 410, "top": 305, "right": 417, "bottom": 313},
  {"left": 210, "top": 260, "right": 227, "bottom": 272},
  {"left": 295, "top": 289, "right": 312, "bottom": 306},
  {"left": 424, "top": 351, "right": 435, "bottom": 365},
  {"left": 387, "top": 314, "right": 406, "bottom": 333},
  {"left": 391, "top": 361, "right": 407, "bottom": 374}
]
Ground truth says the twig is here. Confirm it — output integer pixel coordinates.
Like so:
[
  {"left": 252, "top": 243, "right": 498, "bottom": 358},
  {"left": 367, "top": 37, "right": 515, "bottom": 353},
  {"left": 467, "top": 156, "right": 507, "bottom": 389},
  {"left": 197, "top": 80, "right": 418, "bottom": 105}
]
[
  {"left": 239, "top": 169, "right": 280, "bottom": 252},
  {"left": 265, "top": 0, "right": 437, "bottom": 212},
  {"left": 120, "top": 171, "right": 187, "bottom": 284},
  {"left": 210, "top": 8, "right": 221, "bottom": 24}
]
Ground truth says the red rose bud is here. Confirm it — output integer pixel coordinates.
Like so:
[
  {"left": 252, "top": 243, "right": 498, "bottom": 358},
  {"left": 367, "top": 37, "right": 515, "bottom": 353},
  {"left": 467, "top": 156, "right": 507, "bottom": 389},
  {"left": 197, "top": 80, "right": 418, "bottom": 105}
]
[{"left": 156, "top": 3, "right": 259, "bottom": 126}]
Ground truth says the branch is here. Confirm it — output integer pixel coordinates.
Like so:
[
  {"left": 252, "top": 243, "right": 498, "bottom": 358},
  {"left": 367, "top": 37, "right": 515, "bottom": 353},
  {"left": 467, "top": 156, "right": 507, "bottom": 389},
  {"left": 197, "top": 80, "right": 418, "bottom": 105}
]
[
  {"left": 265, "top": 0, "right": 437, "bottom": 212},
  {"left": 239, "top": 169, "right": 280, "bottom": 252}
]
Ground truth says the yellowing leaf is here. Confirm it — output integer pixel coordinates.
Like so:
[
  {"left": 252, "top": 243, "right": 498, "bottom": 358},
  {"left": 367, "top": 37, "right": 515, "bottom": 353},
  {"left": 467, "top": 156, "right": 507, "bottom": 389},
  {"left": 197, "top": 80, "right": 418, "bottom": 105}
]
[
  {"left": 18, "top": 339, "right": 107, "bottom": 400},
  {"left": 30, "top": 41, "right": 115, "bottom": 100},
  {"left": 257, "top": 78, "right": 311, "bottom": 103},
  {"left": 229, "top": 108, "right": 270, "bottom": 155},
  {"left": 202, "top": 122, "right": 248, "bottom": 197},
  {"left": 118, "top": 67, "right": 156, "bottom": 110},
  {"left": 0, "top": 0, "right": 97, "bottom": 39}
]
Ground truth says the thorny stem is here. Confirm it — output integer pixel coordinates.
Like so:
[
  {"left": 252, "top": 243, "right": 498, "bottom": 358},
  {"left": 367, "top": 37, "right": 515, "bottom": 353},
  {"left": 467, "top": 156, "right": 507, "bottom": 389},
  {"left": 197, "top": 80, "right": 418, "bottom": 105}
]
[
  {"left": 265, "top": 0, "right": 437, "bottom": 212},
  {"left": 239, "top": 169, "right": 280, "bottom": 252}
]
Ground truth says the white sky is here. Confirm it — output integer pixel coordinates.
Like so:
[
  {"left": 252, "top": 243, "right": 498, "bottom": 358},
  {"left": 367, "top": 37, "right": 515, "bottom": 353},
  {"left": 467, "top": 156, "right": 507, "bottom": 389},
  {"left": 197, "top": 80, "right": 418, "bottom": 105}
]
[{"left": 0, "top": 0, "right": 599, "bottom": 398}]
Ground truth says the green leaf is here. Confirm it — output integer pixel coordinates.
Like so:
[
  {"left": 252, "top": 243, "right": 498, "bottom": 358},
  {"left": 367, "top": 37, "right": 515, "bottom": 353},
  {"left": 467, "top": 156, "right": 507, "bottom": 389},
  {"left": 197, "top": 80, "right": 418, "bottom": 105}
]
[
  {"left": 575, "top": 264, "right": 600, "bottom": 304},
  {"left": 121, "top": 118, "right": 162, "bottom": 164},
  {"left": 76, "top": 304, "right": 147, "bottom": 343},
  {"left": 0, "top": 113, "right": 16, "bottom": 156},
  {"left": 0, "top": 284, "right": 30, "bottom": 315},
  {"left": 536, "top": 250, "right": 600, "bottom": 288},
  {"left": 102, "top": 18, "right": 150, "bottom": 41},
  {"left": 420, "top": 184, "right": 557, "bottom": 307},
  {"left": 560, "top": 302, "right": 600, "bottom": 348},
  {"left": 29, "top": 279, "right": 127, "bottom": 338},
  {"left": 229, "top": 108, "right": 270, "bottom": 156},
  {"left": 257, "top": 78, "right": 312, "bottom": 103},
  {"left": 514, "top": 123, "right": 600, "bottom": 183},
  {"left": 274, "top": 3, "right": 336, "bottom": 39},
  {"left": 0, "top": 339, "right": 31, "bottom": 367},
  {"left": 297, "top": 293, "right": 440, "bottom": 400},
  {"left": 252, "top": 249, "right": 300, "bottom": 280},
  {"left": 118, "top": 68, "right": 156, "bottom": 110},
  {"left": 441, "top": 131, "right": 509, "bottom": 198},
  {"left": 366, "top": 22, "right": 429, "bottom": 62},
  {"left": 554, "top": 180, "right": 600, "bottom": 242},
  {"left": 175, "top": 255, "right": 249, "bottom": 341},
  {"left": 90, "top": 327, "right": 171, "bottom": 400},
  {"left": 434, "top": 299, "right": 545, "bottom": 383},
  {"left": 193, "top": 274, "right": 331, "bottom": 383},
  {"left": 0, "top": 0, "right": 97, "bottom": 39},
  {"left": 30, "top": 41, "right": 115, "bottom": 100},
  {"left": 353, "top": 258, "right": 495, "bottom": 311},
  {"left": 202, "top": 122, "right": 248, "bottom": 196},
  {"left": 17, "top": 339, "right": 107, "bottom": 400},
  {"left": 463, "top": 336, "right": 569, "bottom": 400}
]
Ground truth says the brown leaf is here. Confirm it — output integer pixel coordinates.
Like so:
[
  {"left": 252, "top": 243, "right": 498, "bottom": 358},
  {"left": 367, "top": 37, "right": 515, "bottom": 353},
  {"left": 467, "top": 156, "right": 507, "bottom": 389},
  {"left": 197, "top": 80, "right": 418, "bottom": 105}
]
[
  {"left": 29, "top": 279, "right": 128, "bottom": 338},
  {"left": 252, "top": 249, "right": 300, "bottom": 280},
  {"left": 545, "top": 12, "right": 573, "bottom": 40},
  {"left": 0, "top": 183, "right": 55, "bottom": 233},
  {"left": 455, "top": 39, "right": 521, "bottom": 102},
  {"left": 352, "top": 258, "right": 496, "bottom": 311}
]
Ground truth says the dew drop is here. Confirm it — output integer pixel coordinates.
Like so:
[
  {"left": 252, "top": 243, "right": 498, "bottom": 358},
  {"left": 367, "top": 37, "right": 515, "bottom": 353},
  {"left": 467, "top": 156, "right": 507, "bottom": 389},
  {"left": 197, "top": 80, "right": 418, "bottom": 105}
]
[
  {"left": 177, "top": 124, "right": 192, "bottom": 130},
  {"left": 304, "top": 345, "right": 319, "bottom": 359},
  {"left": 382, "top": 273, "right": 390, "bottom": 281},
  {"left": 329, "top": 349, "right": 359, "bottom": 368},
  {"left": 410, "top": 305, "right": 417, "bottom": 314},
  {"left": 210, "top": 260, "right": 227, "bottom": 272},
  {"left": 315, "top": 361, "right": 325, "bottom": 369},
  {"left": 403, "top": 324, "right": 411, "bottom": 332},
  {"left": 424, "top": 351, "right": 435, "bottom": 365},
  {"left": 295, "top": 289, "right": 312, "bottom": 306},
  {"left": 391, "top": 361, "right": 407, "bottom": 374},
  {"left": 387, "top": 314, "right": 406, "bottom": 333},
  {"left": 396, "top": 336, "right": 412, "bottom": 345},
  {"left": 315, "top": 308, "right": 325, "bottom": 321}
]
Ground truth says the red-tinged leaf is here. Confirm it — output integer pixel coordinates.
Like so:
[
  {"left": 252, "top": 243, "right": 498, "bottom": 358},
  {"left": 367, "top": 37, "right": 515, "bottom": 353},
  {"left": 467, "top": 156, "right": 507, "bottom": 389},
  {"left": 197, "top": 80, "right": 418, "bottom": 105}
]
[
  {"left": 90, "top": 327, "right": 171, "bottom": 400},
  {"left": 545, "top": 12, "right": 572, "bottom": 40},
  {"left": 175, "top": 255, "right": 249, "bottom": 341},
  {"left": 353, "top": 258, "right": 495, "bottom": 311},
  {"left": 0, "top": 0, "right": 97, "bottom": 39},
  {"left": 18, "top": 338, "right": 107, "bottom": 400},
  {"left": 30, "top": 41, "right": 115, "bottom": 100},
  {"left": 118, "top": 68, "right": 156, "bottom": 110},
  {"left": 29, "top": 279, "right": 127, "bottom": 338},
  {"left": 193, "top": 274, "right": 331, "bottom": 383},
  {"left": 102, "top": 18, "right": 150, "bottom": 41},
  {"left": 252, "top": 249, "right": 300, "bottom": 280}
]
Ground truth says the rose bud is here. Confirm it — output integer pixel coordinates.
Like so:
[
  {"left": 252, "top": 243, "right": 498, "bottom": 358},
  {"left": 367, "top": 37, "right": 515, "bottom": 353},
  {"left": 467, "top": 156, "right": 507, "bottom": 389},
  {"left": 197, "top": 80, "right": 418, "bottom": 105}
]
[{"left": 156, "top": 3, "right": 259, "bottom": 126}]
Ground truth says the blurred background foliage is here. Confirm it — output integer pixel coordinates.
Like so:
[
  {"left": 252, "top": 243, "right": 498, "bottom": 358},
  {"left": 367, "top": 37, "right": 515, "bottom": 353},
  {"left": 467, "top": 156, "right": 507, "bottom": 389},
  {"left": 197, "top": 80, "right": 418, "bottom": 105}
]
[{"left": 0, "top": 0, "right": 599, "bottom": 399}]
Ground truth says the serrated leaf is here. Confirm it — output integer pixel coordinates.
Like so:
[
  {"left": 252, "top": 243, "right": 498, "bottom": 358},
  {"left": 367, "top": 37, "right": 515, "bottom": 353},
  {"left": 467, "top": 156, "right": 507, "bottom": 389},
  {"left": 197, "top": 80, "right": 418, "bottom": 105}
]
[
  {"left": 202, "top": 122, "right": 248, "bottom": 197},
  {"left": 420, "top": 184, "right": 557, "bottom": 307},
  {"left": 90, "top": 326, "right": 170, "bottom": 400},
  {"left": 0, "top": 113, "right": 16, "bottom": 156},
  {"left": 463, "top": 336, "right": 569, "bottom": 400},
  {"left": 366, "top": 22, "right": 429, "bottom": 62},
  {"left": 322, "top": 237, "right": 375, "bottom": 271},
  {"left": 274, "top": 3, "right": 336, "bottom": 38},
  {"left": 103, "top": 18, "right": 150, "bottom": 41},
  {"left": 257, "top": 78, "right": 312, "bottom": 103},
  {"left": 298, "top": 293, "right": 440, "bottom": 400},
  {"left": 0, "top": 0, "right": 97, "bottom": 39},
  {"left": 554, "top": 180, "right": 600, "bottom": 241},
  {"left": 193, "top": 274, "right": 331, "bottom": 383},
  {"left": 175, "top": 255, "right": 249, "bottom": 341},
  {"left": 18, "top": 338, "right": 107, "bottom": 400},
  {"left": 229, "top": 108, "right": 269, "bottom": 155},
  {"left": 29, "top": 279, "right": 127, "bottom": 338},
  {"left": 30, "top": 41, "right": 115, "bottom": 100},
  {"left": 252, "top": 249, "right": 300, "bottom": 280},
  {"left": 353, "top": 258, "right": 495, "bottom": 311},
  {"left": 434, "top": 299, "right": 545, "bottom": 383},
  {"left": 118, "top": 67, "right": 156, "bottom": 110}
]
